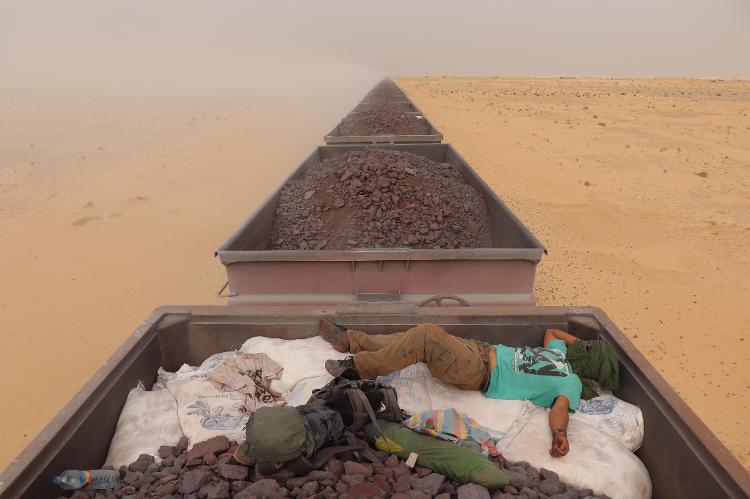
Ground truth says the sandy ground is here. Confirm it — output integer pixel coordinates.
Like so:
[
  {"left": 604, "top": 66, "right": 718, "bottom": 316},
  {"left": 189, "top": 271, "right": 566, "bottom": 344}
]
[
  {"left": 398, "top": 77, "right": 750, "bottom": 470},
  {"left": 1, "top": 77, "right": 748, "bottom": 475},
  {"left": 0, "top": 87, "right": 368, "bottom": 470}
]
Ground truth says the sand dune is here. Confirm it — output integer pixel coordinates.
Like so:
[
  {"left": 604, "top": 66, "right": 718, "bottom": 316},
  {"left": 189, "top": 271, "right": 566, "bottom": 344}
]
[{"left": 398, "top": 76, "right": 750, "bottom": 470}]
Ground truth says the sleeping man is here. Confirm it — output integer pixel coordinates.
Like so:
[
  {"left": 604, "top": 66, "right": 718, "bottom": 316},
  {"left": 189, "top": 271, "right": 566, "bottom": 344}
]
[{"left": 320, "top": 320, "right": 620, "bottom": 458}]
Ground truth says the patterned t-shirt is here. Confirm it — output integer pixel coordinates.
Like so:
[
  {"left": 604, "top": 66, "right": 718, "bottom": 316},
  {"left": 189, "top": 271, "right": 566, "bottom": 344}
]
[{"left": 485, "top": 339, "right": 582, "bottom": 411}]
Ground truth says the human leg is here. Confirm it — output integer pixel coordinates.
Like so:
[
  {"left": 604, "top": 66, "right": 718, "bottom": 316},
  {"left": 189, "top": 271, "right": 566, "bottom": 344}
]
[{"left": 350, "top": 323, "right": 486, "bottom": 390}]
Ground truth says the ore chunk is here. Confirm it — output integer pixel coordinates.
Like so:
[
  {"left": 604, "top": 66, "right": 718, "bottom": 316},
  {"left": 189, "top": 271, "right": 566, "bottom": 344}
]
[
  {"left": 539, "top": 478, "right": 564, "bottom": 496},
  {"left": 178, "top": 470, "right": 212, "bottom": 494},
  {"left": 128, "top": 459, "right": 149, "bottom": 473},
  {"left": 234, "top": 478, "right": 280, "bottom": 499},
  {"left": 347, "top": 482, "right": 384, "bottom": 497},
  {"left": 503, "top": 469, "right": 531, "bottom": 489},
  {"left": 198, "top": 480, "right": 230, "bottom": 499},
  {"left": 540, "top": 467, "right": 560, "bottom": 483},
  {"left": 344, "top": 460, "right": 373, "bottom": 477},
  {"left": 299, "top": 480, "right": 319, "bottom": 498},
  {"left": 457, "top": 483, "right": 491, "bottom": 499},
  {"left": 158, "top": 445, "right": 178, "bottom": 459},
  {"left": 186, "top": 436, "right": 230, "bottom": 460},
  {"left": 155, "top": 482, "right": 177, "bottom": 497},
  {"left": 413, "top": 473, "right": 445, "bottom": 496},
  {"left": 218, "top": 463, "right": 248, "bottom": 480}
]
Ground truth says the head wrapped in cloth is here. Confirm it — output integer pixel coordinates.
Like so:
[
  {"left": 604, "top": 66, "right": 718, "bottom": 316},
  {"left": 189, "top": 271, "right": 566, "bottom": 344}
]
[{"left": 566, "top": 339, "right": 620, "bottom": 400}]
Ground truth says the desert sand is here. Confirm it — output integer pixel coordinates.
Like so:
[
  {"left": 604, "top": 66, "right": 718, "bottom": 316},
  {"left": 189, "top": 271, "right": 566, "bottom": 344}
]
[
  {"left": 1, "top": 77, "right": 748, "bottom": 474},
  {"left": 398, "top": 77, "right": 750, "bottom": 469},
  {"left": 0, "top": 87, "right": 368, "bottom": 469}
]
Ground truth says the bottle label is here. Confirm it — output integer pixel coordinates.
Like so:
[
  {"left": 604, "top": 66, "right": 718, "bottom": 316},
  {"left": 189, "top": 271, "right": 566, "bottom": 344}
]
[{"left": 83, "top": 470, "right": 92, "bottom": 485}]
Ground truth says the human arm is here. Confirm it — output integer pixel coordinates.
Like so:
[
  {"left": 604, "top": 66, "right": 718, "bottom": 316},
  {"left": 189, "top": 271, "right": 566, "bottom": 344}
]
[
  {"left": 543, "top": 329, "right": 580, "bottom": 347},
  {"left": 548, "top": 396, "right": 570, "bottom": 457}
]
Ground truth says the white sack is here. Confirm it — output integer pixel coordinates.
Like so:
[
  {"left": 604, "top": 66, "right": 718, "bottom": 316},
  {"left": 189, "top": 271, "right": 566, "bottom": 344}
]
[
  {"left": 376, "top": 364, "right": 432, "bottom": 416},
  {"left": 160, "top": 366, "right": 246, "bottom": 446},
  {"left": 168, "top": 376, "right": 246, "bottom": 445},
  {"left": 104, "top": 383, "right": 184, "bottom": 468},
  {"left": 498, "top": 404, "right": 652, "bottom": 499},
  {"left": 572, "top": 391, "right": 645, "bottom": 451},
  {"left": 377, "top": 363, "right": 525, "bottom": 438},
  {"left": 240, "top": 336, "right": 347, "bottom": 392},
  {"left": 156, "top": 363, "right": 197, "bottom": 385},
  {"left": 198, "top": 351, "right": 237, "bottom": 371},
  {"left": 285, "top": 375, "right": 332, "bottom": 406}
]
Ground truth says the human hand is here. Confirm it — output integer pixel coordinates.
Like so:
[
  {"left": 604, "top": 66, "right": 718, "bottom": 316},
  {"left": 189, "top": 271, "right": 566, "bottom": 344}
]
[{"left": 550, "top": 431, "right": 569, "bottom": 457}]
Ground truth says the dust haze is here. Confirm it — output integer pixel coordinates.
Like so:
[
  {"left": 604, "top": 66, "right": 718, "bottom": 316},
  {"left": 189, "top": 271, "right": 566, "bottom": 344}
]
[{"left": 2, "top": 0, "right": 749, "bottom": 100}]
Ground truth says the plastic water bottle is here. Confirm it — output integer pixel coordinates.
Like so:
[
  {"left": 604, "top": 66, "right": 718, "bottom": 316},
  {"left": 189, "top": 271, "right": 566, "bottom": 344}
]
[{"left": 52, "top": 469, "right": 120, "bottom": 490}]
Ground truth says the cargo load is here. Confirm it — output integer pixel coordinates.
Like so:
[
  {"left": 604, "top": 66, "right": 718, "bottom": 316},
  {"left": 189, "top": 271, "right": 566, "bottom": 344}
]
[
  {"left": 217, "top": 144, "right": 545, "bottom": 305},
  {"left": 359, "top": 79, "right": 410, "bottom": 104},
  {"left": 354, "top": 101, "right": 419, "bottom": 113},
  {"left": 325, "top": 78, "right": 443, "bottom": 144},
  {"left": 72, "top": 335, "right": 647, "bottom": 497},
  {"left": 324, "top": 111, "right": 443, "bottom": 144},
  {"left": 1, "top": 305, "right": 748, "bottom": 498},
  {"left": 268, "top": 148, "right": 492, "bottom": 250},
  {"left": 339, "top": 111, "right": 430, "bottom": 137}
]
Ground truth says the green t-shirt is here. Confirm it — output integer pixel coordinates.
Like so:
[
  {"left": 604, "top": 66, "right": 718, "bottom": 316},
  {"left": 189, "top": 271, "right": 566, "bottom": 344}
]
[{"left": 485, "top": 339, "right": 582, "bottom": 411}]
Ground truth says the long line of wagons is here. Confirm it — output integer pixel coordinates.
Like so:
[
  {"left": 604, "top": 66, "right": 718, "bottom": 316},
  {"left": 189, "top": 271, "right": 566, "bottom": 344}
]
[{"left": 1, "top": 79, "right": 748, "bottom": 499}]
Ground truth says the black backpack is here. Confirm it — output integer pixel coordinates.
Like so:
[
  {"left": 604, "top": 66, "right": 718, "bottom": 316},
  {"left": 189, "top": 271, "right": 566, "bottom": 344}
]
[{"left": 307, "top": 377, "right": 405, "bottom": 430}]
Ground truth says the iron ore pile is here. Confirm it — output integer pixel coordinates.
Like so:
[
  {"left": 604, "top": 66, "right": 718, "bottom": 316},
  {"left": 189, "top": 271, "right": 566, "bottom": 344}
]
[
  {"left": 63, "top": 435, "right": 611, "bottom": 499},
  {"left": 268, "top": 149, "right": 493, "bottom": 250},
  {"left": 362, "top": 83, "right": 408, "bottom": 102},
  {"left": 354, "top": 101, "right": 417, "bottom": 113},
  {"left": 338, "top": 110, "right": 430, "bottom": 136}
]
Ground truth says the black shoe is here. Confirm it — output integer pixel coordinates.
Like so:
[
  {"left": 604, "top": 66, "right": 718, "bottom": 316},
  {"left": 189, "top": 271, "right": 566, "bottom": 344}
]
[
  {"left": 319, "top": 319, "right": 350, "bottom": 353},
  {"left": 325, "top": 357, "right": 356, "bottom": 377}
]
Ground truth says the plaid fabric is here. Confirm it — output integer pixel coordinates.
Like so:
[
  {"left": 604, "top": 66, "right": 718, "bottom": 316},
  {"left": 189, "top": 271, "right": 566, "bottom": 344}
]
[{"left": 403, "top": 408, "right": 500, "bottom": 457}]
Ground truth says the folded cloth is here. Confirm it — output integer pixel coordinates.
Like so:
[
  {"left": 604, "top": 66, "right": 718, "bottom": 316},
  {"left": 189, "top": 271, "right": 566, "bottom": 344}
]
[
  {"left": 207, "top": 353, "right": 285, "bottom": 413},
  {"left": 403, "top": 408, "right": 501, "bottom": 457}
]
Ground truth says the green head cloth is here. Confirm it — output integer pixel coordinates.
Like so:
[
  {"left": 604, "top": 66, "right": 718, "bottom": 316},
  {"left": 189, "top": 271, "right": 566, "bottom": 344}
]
[{"left": 567, "top": 339, "right": 620, "bottom": 400}]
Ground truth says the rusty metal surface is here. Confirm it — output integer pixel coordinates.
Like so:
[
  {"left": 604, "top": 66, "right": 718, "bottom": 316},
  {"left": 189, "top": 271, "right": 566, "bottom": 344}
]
[
  {"left": 216, "top": 144, "right": 545, "bottom": 305},
  {"left": 1, "top": 305, "right": 748, "bottom": 498}
]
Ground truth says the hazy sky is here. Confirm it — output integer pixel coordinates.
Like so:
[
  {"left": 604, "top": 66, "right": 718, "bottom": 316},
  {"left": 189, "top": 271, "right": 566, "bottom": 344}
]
[{"left": 1, "top": 0, "right": 749, "bottom": 94}]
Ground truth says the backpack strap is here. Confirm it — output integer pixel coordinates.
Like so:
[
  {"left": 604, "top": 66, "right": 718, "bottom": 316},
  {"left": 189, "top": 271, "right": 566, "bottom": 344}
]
[
  {"left": 283, "top": 443, "right": 363, "bottom": 475},
  {"left": 348, "top": 389, "right": 396, "bottom": 456},
  {"left": 379, "top": 386, "right": 404, "bottom": 422},
  {"left": 344, "top": 429, "right": 383, "bottom": 465},
  {"left": 345, "top": 388, "right": 370, "bottom": 431},
  {"left": 350, "top": 389, "right": 385, "bottom": 436}
]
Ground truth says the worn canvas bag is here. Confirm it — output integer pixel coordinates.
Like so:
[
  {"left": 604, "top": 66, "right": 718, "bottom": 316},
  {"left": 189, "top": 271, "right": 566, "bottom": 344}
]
[
  {"left": 241, "top": 400, "right": 358, "bottom": 475},
  {"left": 308, "top": 377, "right": 405, "bottom": 430},
  {"left": 246, "top": 406, "right": 316, "bottom": 464}
]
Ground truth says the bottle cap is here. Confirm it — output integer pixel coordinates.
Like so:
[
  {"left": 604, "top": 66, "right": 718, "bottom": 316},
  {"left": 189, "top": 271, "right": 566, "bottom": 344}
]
[{"left": 51, "top": 476, "right": 61, "bottom": 485}]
